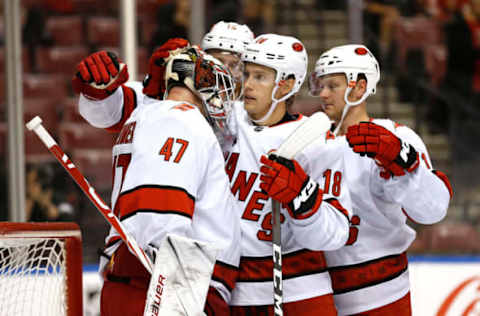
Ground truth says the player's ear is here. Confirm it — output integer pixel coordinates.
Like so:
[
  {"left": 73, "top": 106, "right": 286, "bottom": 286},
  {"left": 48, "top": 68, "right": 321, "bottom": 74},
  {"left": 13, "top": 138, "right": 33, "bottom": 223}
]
[
  {"left": 278, "top": 77, "right": 295, "bottom": 97},
  {"left": 351, "top": 76, "right": 367, "bottom": 101}
]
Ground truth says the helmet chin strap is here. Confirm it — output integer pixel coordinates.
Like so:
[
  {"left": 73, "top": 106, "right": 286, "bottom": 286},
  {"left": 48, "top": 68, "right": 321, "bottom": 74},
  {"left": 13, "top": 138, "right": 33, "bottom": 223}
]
[
  {"left": 333, "top": 85, "right": 370, "bottom": 135},
  {"left": 250, "top": 83, "right": 292, "bottom": 124}
]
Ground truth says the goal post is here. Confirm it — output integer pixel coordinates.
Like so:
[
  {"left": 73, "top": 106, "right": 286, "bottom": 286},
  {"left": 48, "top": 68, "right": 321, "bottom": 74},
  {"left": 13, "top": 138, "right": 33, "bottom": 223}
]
[{"left": 0, "top": 222, "right": 83, "bottom": 316}]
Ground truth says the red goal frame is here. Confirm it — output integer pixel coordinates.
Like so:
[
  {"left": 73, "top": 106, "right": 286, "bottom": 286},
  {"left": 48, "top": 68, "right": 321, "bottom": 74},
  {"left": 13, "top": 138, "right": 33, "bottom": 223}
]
[{"left": 0, "top": 222, "right": 83, "bottom": 316}]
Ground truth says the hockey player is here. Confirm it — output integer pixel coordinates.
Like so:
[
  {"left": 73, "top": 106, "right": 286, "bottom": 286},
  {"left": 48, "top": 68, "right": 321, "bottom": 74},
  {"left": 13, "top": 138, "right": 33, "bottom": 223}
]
[
  {"left": 73, "top": 47, "right": 240, "bottom": 315},
  {"left": 201, "top": 21, "right": 254, "bottom": 98},
  {"left": 73, "top": 32, "right": 352, "bottom": 315},
  {"left": 306, "top": 44, "right": 453, "bottom": 315},
  {"left": 220, "top": 33, "right": 352, "bottom": 316}
]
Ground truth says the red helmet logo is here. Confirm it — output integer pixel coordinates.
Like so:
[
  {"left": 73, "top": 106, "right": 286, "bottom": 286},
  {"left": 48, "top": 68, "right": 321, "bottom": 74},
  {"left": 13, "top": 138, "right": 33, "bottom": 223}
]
[
  {"left": 256, "top": 38, "right": 268, "bottom": 44},
  {"left": 292, "top": 42, "right": 304, "bottom": 52},
  {"left": 355, "top": 47, "right": 368, "bottom": 55}
]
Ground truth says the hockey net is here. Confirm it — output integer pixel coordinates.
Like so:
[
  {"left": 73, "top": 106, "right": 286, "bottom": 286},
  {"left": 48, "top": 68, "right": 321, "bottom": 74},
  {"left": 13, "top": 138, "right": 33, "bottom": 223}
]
[{"left": 0, "top": 222, "right": 83, "bottom": 316}]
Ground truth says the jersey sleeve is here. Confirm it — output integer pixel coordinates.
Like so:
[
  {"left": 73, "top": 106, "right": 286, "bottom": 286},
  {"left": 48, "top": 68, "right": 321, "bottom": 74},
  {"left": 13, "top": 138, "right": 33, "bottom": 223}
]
[
  {"left": 374, "top": 123, "right": 451, "bottom": 224},
  {"left": 78, "top": 81, "right": 142, "bottom": 131},
  {"left": 288, "top": 137, "right": 352, "bottom": 251}
]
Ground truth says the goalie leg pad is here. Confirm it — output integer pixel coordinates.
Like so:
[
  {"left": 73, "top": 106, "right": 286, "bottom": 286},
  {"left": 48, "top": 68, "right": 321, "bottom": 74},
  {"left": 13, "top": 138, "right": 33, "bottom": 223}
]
[{"left": 143, "top": 234, "right": 219, "bottom": 316}]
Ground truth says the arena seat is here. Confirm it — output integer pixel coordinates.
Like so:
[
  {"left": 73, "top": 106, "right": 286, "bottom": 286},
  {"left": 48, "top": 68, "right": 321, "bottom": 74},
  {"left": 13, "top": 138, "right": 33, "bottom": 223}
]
[
  {"left": 97, "top": 45, "right": 149, "bottom": 78},
  {"left": 394, "top": 17, "right": 443, "bottom": 72},
  {"left": 71, "top": 0, "right": 117, "bottom": 14},
  {"left": 45, "top": 16, "right": 84, "bottom": 46},
  {"left": 0, "top": 121, "right": 50, "bottom": 161},
  {"left": 72, "top": 149, "right": 113, "bottom": 191},
  {"left": 24, "top": 97, "right": 60, "bottom": 133},
  {"left": 36, "top": 46, "right": 89, "bottom": 75},
  {"left": 58, "top": 122, "right": 116, "bottom": 151},
  {"left": 140, "top": 19, "right": 157, "bottom": 46},
  {"left": 0, "top": 47, "right": 31, "bottom": 74},
  {"left": 61, "top": 97, "right": 85, "bottom": 123},
  {"left": 23, "top": 74, "right": 68, "bottom": 99},
  {"left": 87, "top": 17, "right": 120, "bottom": 47}
]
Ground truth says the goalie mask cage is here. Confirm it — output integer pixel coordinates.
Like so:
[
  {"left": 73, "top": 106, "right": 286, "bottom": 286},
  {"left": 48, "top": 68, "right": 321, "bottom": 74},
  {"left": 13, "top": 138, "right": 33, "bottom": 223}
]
[{"left": 0, "top": 222, "right": 83, "bottom": 316}]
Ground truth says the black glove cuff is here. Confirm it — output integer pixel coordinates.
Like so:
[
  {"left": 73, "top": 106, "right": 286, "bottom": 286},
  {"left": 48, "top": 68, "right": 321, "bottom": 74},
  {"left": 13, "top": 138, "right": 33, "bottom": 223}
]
[
  {"left": 287, "top": 177, "right": 319, "bottom": 216},
  {"left": 394, "top": 141, "right": 418, "bottom": 169}
]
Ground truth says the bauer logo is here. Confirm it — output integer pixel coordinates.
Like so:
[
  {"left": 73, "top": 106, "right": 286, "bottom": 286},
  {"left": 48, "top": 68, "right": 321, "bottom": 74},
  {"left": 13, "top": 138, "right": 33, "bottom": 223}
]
[
  {"left": 150, "top": 274, "right": 167, "bottom": 316},
  {"left": 436, "top": 275, "right": 480, "bottom": 316}
]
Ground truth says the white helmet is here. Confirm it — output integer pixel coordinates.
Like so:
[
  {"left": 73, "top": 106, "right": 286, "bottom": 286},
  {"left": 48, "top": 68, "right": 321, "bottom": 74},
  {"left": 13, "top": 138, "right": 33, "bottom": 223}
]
[
  {"left": 201, "top": 21, "right": 254, "bottom": 55},
  {"left": 242, "top": 33, "right": 308, "bottom": 123},
  {"left": 309, "top": 44, "right": 380, "bottom": 106},
  {"left": 164, "top": 47, "right": 236, "bottom": 147},
  {"left": 309, "top": 44, "right": 380, "bottom": 135}
]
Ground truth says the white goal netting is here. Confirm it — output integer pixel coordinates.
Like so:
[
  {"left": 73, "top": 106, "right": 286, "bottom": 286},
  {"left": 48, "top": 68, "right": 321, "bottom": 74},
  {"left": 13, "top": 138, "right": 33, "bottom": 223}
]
[
  {"left": 0, "top": 237, "right": 68, "bottom": 316},
  {"left": 0, "top": 223, "right": 82, "bottom": 316}
]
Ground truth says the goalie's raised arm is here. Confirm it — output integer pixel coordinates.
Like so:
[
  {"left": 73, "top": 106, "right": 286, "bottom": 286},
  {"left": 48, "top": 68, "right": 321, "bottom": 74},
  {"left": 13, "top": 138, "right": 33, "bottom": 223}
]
[
  {"left": 74, "top": 38, "right": 190, "bottom": 132},
  {"left": 72, "top": 51, "right": 129, "bottom": 100}
]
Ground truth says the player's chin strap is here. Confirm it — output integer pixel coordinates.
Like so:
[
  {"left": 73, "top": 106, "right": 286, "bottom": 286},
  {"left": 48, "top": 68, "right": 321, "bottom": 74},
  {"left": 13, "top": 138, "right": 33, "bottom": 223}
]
[
  {"left": 251, "top": 83, "right": 293, "bottom": 125},
  {"left": 333, "top": 81, "right": 371, "bottom": 136}
]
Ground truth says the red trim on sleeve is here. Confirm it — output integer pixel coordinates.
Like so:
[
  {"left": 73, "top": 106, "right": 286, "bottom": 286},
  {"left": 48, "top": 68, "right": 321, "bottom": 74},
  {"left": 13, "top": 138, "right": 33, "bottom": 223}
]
[
  {"left": 329, "top": 252, "right": 408, "bottom": 294},
  {"left": 433, "top": 170, "right": 453, "bottom": 199},
  {"left": 325, "top": 198, "right": 350, "bottom": 221},
  {"left": 211, "top": 261, "right": 239, "bottom": 292},
  {"left": 238, "top": 249, "right": 327, "bottom": 282},
  {"left": 106, "top": 85, "right": 137, "bottom": 133},
  {"left": 402, "top": 207, "right": 419, "bottom": 224},
  {"left": 116, "top": 185, "right": 195, "bottom": 220}
]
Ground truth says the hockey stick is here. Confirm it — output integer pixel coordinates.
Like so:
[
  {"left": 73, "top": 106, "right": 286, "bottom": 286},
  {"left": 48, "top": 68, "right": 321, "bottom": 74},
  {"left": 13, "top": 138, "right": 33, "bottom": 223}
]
[
  {"left": 26, "top": 116, "right": 153, "bottom": 274},
  {"left": 271, "top": 111, "right": 332, "bottom": 316}
]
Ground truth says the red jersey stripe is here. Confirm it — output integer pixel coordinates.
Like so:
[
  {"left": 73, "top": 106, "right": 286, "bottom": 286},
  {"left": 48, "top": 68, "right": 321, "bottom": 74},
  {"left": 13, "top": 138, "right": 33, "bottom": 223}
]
[
  {"left": 433, "top": 170, "right": 453, "bottom": 199},
  {"left": 238, "top": 249, "right": 327, "bottom": 282},
  {"left": 329, "top": 252, "right": 408, "bottom": 294},
  {"left": 325, "top": 198, "right": 350, "bottom": 221},
  {"left": 116, "top": 185, "right": 195, "bottom": 220},
  {"left": 106, "top": 85, "right": 136, "bottom": 133},
  {"left": 212, "top": 261, "right": 239, "bottom": 292}
]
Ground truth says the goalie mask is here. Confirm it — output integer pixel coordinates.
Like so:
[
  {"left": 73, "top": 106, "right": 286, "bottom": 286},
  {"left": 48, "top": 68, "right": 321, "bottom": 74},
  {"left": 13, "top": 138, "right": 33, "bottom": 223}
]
[
  {"left": 308, "top": 44, "right": 380, "bottom": 134},
  {"left": 164, "top": 47, "right": 236, "bottom": 147},
  {"left": 242, "top": 34, "right": 308, "bottom": 124}
]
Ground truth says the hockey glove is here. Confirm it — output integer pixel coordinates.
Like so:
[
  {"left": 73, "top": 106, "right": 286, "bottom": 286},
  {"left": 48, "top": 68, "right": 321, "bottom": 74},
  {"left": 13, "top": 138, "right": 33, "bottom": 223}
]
[
  {"left": 72, "top": 51, "right": 128, "bottom": 100},
  {"left": 260, "top": 154, "right": 323, "bottom": 219},
  {"left": 143, "top": 38, "right": 190, "bottom": 99},
  {"left": 346, "top": 122, "right": 420, "bottom": 177}
]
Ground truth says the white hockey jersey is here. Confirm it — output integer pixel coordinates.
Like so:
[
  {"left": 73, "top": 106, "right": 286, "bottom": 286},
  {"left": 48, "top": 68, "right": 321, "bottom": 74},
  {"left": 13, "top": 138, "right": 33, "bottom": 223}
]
[
  {"left": 79, "top": 83, "right": 353, "bottom": 306},
  {"left": 325, "top": 119, "right": 451, "bottom": 315},
  {"left": 94, "top": 93, "right": 240, "bottom": 303},
  {"left": 226, "top": 103, "right": 352, "bottom": 306}
]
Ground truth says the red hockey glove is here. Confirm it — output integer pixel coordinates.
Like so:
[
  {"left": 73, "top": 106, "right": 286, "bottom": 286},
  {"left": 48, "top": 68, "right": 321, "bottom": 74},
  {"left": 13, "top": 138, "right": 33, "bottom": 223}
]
[
  {"left": 143, "top": 38, "right": 190, "bottom": 99},
  {"left": 346, "top": 122, "right": 420, "bottom": 177},
  {"left": 260, "top": 154, "right": 323, "bottom": 219},
  {"left": 72, "top": 51, "right": 128, "bottom": 100}
]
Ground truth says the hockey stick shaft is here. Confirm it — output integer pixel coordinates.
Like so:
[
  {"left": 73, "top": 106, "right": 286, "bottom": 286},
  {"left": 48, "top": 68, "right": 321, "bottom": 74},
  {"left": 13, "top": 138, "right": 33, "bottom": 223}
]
[
  {"left": 271, "top": 112, "right": 332, "bottom": 316},
  {"left": 26, "top": 116, "right": 153, "bottom": 274}
]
